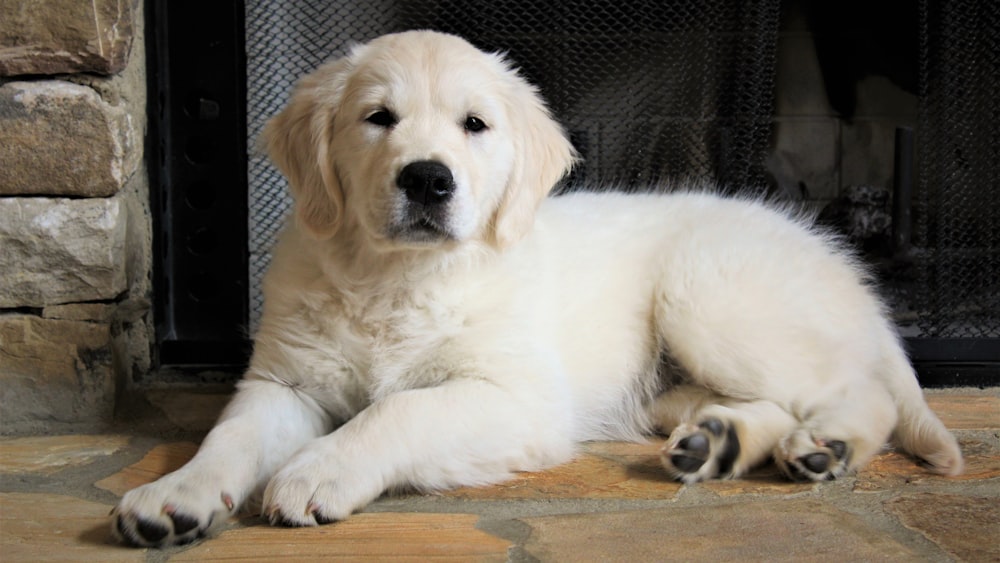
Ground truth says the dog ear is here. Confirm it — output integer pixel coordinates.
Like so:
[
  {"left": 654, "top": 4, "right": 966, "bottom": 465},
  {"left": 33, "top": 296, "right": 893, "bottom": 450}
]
[
  {"left": 491, "top": 80, "right": 577, "bottom": 247},
  {"left": 263, "top": 57, "right": 353, "bottom": 240}
]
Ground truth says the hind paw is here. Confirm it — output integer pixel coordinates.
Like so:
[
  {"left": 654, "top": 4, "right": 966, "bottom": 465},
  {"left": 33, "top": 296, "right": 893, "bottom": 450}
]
[
  {"left": 660, "top": 417, "right": 741, "bottom": 483},
  {"left": 775, "top": 432, "right": 850, "bottom": 481}
]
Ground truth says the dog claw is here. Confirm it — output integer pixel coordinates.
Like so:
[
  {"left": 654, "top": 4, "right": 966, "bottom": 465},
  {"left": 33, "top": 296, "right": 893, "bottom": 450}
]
[
  {"left": 308, "top": 502, "right": 338, "bottom": 525},
  {"left": 264, "top": 506, "right": 279, "bottom": 521}
]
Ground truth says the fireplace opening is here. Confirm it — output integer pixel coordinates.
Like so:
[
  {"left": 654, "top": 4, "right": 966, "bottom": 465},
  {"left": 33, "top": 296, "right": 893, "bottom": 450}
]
[{"left": 148, "top": 0, "right": 998, "bottom": 385}]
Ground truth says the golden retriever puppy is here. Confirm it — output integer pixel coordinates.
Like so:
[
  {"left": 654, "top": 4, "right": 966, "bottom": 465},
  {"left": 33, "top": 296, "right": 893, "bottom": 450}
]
[{"left": 112, "top": 30, "right": 962, "bottom": 546}]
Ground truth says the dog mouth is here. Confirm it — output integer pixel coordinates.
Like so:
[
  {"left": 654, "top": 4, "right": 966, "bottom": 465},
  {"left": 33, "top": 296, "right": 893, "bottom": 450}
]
[
  {"left": 389, "top": 210, "right": 454, "bottom": 243},
  {"left": 414, "top": 217, "right": 442, "bottom": 232}
]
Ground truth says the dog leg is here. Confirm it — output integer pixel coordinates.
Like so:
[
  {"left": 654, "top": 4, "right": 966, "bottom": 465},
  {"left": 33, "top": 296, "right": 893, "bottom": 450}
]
[
  {"left": 262, "top": 377, "right": 573, "bottom": 526},
  {"left": 773, "top": 380, "right": 897, "bottom": 481},
  {"left": 652, "top": 387, "right": 797, "bottom": 483},
  {"left": 112, "top": 379, "right": 332, "bottom": 546}
]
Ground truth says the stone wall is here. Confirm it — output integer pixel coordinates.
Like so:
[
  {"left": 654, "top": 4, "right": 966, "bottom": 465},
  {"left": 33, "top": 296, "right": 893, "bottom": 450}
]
[{"left": 0, "top": 0, "right": 152, "bottom": 434}]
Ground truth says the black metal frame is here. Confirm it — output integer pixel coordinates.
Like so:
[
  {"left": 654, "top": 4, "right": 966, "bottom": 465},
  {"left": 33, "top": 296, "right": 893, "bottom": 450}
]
[
  {"left": 147, "top": 0, "right": 251, "bottom": 368},
  {"left": 907, "top": 338, "right": 1000, "bottom": 387}
]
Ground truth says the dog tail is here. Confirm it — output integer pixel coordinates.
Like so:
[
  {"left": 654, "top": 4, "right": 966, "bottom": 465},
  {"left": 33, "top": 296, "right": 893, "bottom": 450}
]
[{"left": 880, "top": 331, "right": 964, "bottom": 476}]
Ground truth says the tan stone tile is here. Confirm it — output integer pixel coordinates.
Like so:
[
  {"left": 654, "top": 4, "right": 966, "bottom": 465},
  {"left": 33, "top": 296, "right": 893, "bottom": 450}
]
[
  {"left": 0, "top": 435, "right": 129, "bottom": 475},
  {"left": 521, "top": 500, "right": 919, "bottom": 561},
  {"left": 925, "top": 393, "right": 1000, "bottom": 430},
  {"left": 145, "top": 389, "right": 231, "bottom": 432},
  {"left": 700, "top": 465, "right": 816, "bottom": 496},
  {"left": 446, "top": 441, "right": 681, "bottom": 500},
  {"left": 94, "top": 442, "right": 199, "bottom": 497},
  {"left": 885, "top": 493, "right": 1000, "bottom": 562},
  {"left": 854, "top": 439, "right": 1000, "bottom": 491},
  {"left": 0, "top": 492, "right": 143, "bottom": 562},
  {"left": 169, "top": 512, "right": 510, "bottom": 562},
  {"left": 582, "top": 439, "right": 662, "bottom": 458}
]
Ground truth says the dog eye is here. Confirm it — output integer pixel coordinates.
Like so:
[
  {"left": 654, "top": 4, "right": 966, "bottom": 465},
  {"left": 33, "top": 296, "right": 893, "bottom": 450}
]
[
  {"left": 365, "top": 109, "right": 397, "bottom": 128},
  {"left": 464, "top": 115, "right": 488, "bottom": 133}
]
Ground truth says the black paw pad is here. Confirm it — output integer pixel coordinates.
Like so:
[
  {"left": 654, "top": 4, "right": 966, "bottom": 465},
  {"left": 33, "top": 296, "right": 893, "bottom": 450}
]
[
  {"left": 135, "top": 517, "right": 169, "bottom": 544},
  {"left": 672, "top": 432, "right": 712, "bottom": 473},
  {"left": 677, "top": 433, "right": 710, "bottom": 457},
  {"left": 716, "top": 424, "right": 741, "bottom": 476},
  {"left": 169, "top": 511, "right": 200, "bottom": 535},
  {"left": 671, "top": 453, "right": 707, "bottom": 473},
  {"left": 698, "top": 418, "right": 725, "bottom": 437},
  {"left": 801, "top": 452, "right": 831, "bottom": 474},
  {"left": 116, "top": 515, "right": 139, "bottom": 546},
  {"left": 827, "top": 440, "right": 848, "bottom": 461}
]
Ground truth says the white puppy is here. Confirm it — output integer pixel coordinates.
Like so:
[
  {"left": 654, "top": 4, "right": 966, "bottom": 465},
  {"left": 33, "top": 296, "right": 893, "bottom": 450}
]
[{"left": 113, "top": 30, "right": 962, "bottom": 546}]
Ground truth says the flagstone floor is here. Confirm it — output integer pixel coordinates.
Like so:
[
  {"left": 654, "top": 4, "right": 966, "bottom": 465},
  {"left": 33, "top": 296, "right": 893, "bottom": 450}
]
[{"left": 1, "top": 387, "right": 998, "bottom": 562}]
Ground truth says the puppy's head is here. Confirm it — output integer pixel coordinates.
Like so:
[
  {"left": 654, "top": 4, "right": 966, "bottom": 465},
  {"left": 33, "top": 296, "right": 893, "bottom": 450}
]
[{"left": 263, "top": 30, "right": 577, "bottom": 249}]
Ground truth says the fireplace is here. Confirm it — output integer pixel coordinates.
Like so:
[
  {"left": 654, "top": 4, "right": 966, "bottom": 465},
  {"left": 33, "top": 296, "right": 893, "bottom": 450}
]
[{"left": 148, "top": 0, "right": 998, "bottom": 384}]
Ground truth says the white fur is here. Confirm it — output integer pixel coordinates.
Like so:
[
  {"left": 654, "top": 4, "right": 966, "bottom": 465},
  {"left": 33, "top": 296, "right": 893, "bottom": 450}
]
[{"left": 113, "top": 30, "right": 962, "bottom": 547}]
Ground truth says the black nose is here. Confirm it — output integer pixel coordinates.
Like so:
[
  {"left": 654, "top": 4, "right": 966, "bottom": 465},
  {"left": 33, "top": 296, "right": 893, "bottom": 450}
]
[{"left": 397, "top": 161, "right": 455, "bottom": 206}]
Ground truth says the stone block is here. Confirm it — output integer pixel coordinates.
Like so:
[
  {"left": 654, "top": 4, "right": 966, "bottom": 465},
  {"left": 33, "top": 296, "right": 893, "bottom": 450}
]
[
  {"left": 855, "top": 437, "right": 1000, "bottom": 490},
  {"left": 0, "top": 315, "right": 115, "bottom": 433},
  {"left": 767, "top": 118, "right": 840, "bottom": 200},
  {"left": 0, "top": 493, "right": 144, "bottom": 562},
  {"left": 886, "top": 493, "right": 1000, "bottom": 562},
  {"left": 171, "top": 513, "right": 512, "bottom": 562},
  {"left": 0, "top": 0, "right": 134, "bottom": 76},
  {"left": 144, "top": 390, "right": 231, "bottom": 431},
  {"left": 0, "top": 80, "right": 138, "bottom": 197},
  {"left": 0, "top": 434, "right": 129, "bottom": 474},
  {"left": 447, "top": 440, "right": 682, "bottom": 500},
  {"left": 774, "top": 32, "right": 834, "bottom": 117},
  {"left": 840, "top": 119, "right": 900, "bottom": 190},
  {"left": 41, "top": 303, "right": 116, "bottom": 322},
  {"left": 925, "top": 391, "right": 1000, "bottom": 430},
  {"left": 521, "top": 500, "right": 920, "bottom": 561},
  {"left": 0, "top": 197, "right": 127, "bottom": 307},
  {"left": 854, "top": 74, "right": 918, "bottom": 118},
  {"left": 95, "top": 442, "right": 199, "bottom": 496}
]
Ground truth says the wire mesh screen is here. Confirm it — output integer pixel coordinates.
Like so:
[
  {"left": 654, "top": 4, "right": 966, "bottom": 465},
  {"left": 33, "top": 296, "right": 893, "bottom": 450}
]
[
  {"left": 914, "top": 0, "right": 1000, "bottom": 338},
  {"left": 245, "top": 0, "right": 780, "bottom": 328}
]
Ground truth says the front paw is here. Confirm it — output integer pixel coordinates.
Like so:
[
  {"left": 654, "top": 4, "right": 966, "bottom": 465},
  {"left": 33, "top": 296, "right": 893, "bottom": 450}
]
[
  {"left": 111, "top": 473, "right": 237, "bottom": 547},
  {"left": 262, "top": 451, "right": 384, "bottom": 527}
]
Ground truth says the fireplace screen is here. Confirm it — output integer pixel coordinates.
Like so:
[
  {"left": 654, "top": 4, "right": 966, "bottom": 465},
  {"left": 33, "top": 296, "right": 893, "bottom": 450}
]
[
  {"left": 911, "top": 0, "right": 999, "bottom": 343},
  {"left": 151, "top": 0, "right": 996, "bottom": 380}
]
